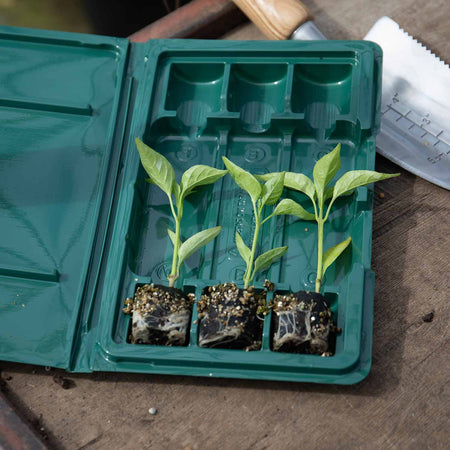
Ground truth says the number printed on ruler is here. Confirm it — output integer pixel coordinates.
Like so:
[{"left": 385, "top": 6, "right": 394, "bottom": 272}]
[{"left": 381, "top": 92, "right": 450, "bottom": 164}]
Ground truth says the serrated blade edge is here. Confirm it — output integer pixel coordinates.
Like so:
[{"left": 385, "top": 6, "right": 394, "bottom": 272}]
[{"left": 365, "top": 16, "right": 450, "bottom": 189}]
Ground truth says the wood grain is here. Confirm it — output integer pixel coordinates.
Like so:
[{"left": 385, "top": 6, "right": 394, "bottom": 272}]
[
  {"left": 1, "top": 1, "right": 450, "bottom": 449},
  {"left": 232, "top": 0, "right": 312, "bottom": 40}
]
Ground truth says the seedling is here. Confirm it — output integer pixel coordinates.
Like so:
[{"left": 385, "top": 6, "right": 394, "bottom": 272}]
[
  {"left": 222, "top": 156, "right": 291, "bottom": 290},
  {"left": 197, "top": 157, "right": 290, "bottom": 350},
  {"left": 260, "top": 144, "right": 399, "bottom": 293},
  {"left": 136, "top": 138, "right": 227, "bottom": 287}
]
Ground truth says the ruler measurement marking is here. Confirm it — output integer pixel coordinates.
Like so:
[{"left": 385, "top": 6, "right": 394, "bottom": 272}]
[{"left": 384, "top": 103, "right": 448, "bottom": 150}]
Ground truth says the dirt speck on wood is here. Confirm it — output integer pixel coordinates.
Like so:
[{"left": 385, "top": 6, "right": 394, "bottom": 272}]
[
  {"left": 53, "top": 374, "right": 75, "bottom": 389},
  {"left": 422, "top": 311, "right": 434, "bottom": 323}
]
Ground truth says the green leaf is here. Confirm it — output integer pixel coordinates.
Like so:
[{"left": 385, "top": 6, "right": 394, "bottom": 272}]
[
  {"left": 321, "top": 237, "right": 351, "bottom": 279},
  {"left": 272, "top": 199, "right": 316, "bottom": 221},
  {"left": 333, "top": 170, "right": 400, "bottom": 200},
  {"left": 258, "top": 172, "right": 316, "bottom": 203},
  {"left": 324, "top": 185, "right": 334, "bottom": 201},
  {"left": 180, "top": 165, "right": 227, "bottom": 199},
  {"left": 235, "top": 231, "right": 251, "bottom": 264},
  {"left": 255, "top": 173, "right": 274, "bottom": 182},
  {"left": 313, "top": 144, "right": 341, "bottom": 204},
  {"left": 284, "top": 172, "right": 316, "bottom": 202},
  {"left": 222, "top": 157, "right": 261, "bottom": 204},
  {"left": 168, "top": 229, "right": 179, "bottom": 246},
  {"left": 254, "top": 246, "right": 288, "bottom": 273},
  {"left": 136, "top": 138, "right": 175, "bottom": 197},
  {"left": 261, "top": 172, "right": 285, "bottom": 206},
  {"left": 325, "top": 185, "right": 356, "bottom": 202},
  {"left": 177, "top": 226, "right": 222, "bottom": 267}
]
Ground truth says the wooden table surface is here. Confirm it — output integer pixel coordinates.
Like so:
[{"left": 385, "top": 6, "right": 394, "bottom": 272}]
[{"left": 1, "top": 1, "right": 449, "bottom": 449}]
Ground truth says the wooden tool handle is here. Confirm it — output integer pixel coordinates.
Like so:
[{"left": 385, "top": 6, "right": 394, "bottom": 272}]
[{"left": 232, "top": 0, "right": 313, "bottom": 40}]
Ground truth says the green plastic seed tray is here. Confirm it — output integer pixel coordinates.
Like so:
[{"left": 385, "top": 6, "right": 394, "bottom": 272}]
[{"left": 0, "top": 26, "right": 382, "bottom": 384}]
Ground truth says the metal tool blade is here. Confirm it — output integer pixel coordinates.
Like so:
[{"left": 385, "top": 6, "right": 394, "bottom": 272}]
[
  {"left": 365, "top": 17, "right": 450, "bottom": 189},
  {"left": 291, "top": 21, "right": 326, "bottom": 40}
]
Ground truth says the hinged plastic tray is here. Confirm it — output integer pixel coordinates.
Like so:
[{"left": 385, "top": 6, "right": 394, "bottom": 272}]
[{"left": 0, "top": 26, "right": 381, "bottom": 384}]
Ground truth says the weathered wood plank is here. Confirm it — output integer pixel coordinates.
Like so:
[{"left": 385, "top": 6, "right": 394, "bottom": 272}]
[{"left": 1, "top": 1, "right": 449, "bottom": 449}]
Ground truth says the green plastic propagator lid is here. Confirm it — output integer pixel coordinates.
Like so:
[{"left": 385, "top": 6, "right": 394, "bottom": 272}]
[{"left": 0, "top": 28, "right": 129, "bottom": 368}]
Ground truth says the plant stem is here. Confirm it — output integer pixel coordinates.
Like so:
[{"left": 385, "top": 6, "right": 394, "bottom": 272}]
[
  {"left": 324, "top": 197, "right": 335, "bottom": 222},
  {"left": 315, "top": 207, "right": 324, "bottom": 293},
  {"left": 168, "top": 197, "right": 183, "bottom": 288},
  {"left": 244, "top": 201, "right": 261, "bottom": 290}
]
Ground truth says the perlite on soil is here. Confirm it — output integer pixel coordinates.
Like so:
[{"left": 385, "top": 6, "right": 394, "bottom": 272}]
[
  {"left": 271, "top": 291, "right": 339, "bottom": 355},
  {"left": 197, "top": 282, "right": 266, "bottom": 350},
  {"left": 123, "top": 284, "right": 195, "bottom": 346}
]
